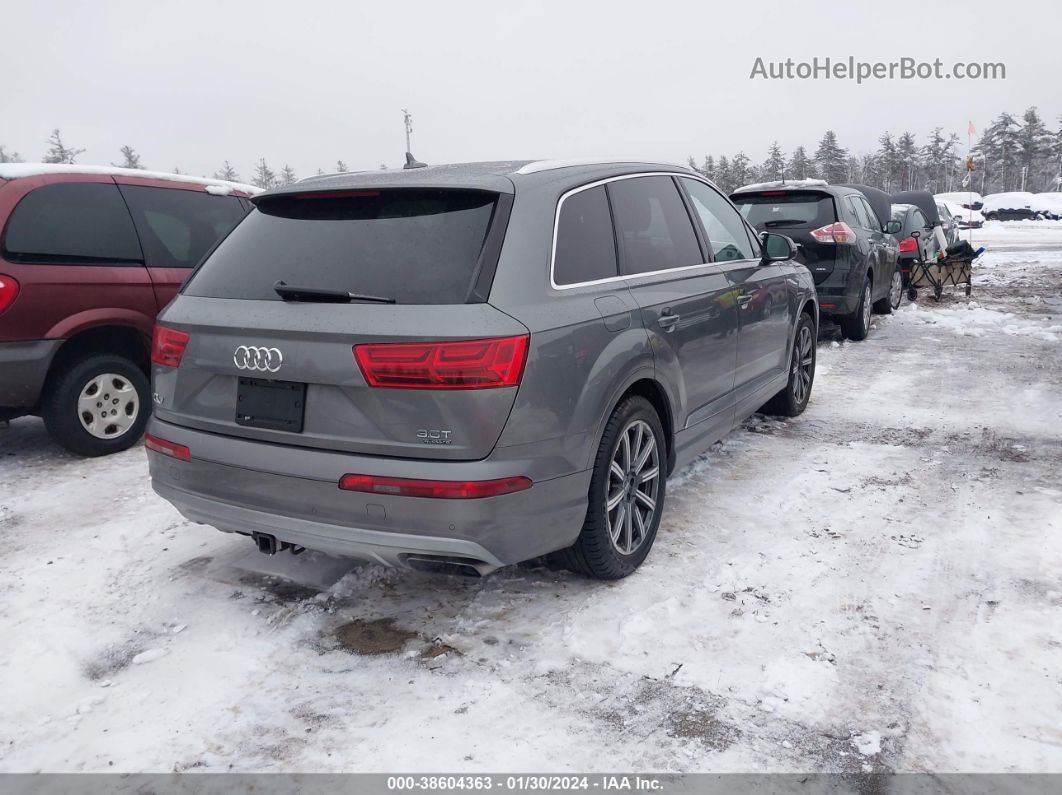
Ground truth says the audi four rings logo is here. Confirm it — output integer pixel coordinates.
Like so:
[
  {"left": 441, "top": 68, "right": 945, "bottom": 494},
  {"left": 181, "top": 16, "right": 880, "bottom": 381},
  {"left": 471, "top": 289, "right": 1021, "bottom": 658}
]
[{"left": 233, "top": 345, "right": 283, "bottom": 372}]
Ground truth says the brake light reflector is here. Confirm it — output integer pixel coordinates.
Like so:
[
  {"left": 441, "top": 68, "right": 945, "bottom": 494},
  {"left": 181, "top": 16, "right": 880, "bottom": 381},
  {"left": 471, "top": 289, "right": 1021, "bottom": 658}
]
[
  {"left": 151, "top": 325, "right": 190, "bottom": 368},
  {"left": 294, "top": 190, "right": 381, "bottom": 199},
  {"left": 810, "top": 222, "right": 856, "bottom": 244},
  {"left": 0, "top": 274, "right": 19, "bottom": 314},
  {"left": 144, "top": 433, "right": 191, "bottom": 461},
  {"left": 898, "top": 238, "right": 917, "bottom": 253},
  {"left": 339, "top": 473, "right": 532, "bottom": 499},
  {"left": 354, "top": 335, "right": 528, "bottom": 389}
]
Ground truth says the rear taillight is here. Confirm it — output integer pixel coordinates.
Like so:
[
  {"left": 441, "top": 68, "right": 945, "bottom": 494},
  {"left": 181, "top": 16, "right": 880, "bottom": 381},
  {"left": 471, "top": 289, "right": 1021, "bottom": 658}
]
[
  {"left": 144, "top": 432, "right": 191, "bottom": 461},
  {"left": 0, "top": 274, "right": 20, "bottom": 315},
  {"left": 338, "top": 473, "right": 532, "bottom": 499},
  {"left": 354, "top": 335, "right": 528, "bottom": 390},
  {"left": 898, "top": 238, "right": 917, "bottom": 253},
  {"left": 151, "top": 325, "right": 190, "bottom": 368},
  {"left": 810, "top": 222, "right": 856, "bottom": 244}
]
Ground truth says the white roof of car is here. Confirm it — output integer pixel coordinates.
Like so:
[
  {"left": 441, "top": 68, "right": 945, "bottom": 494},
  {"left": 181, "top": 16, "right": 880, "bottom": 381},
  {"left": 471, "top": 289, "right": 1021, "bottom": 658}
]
[
  {"left": 0, "top": 163, "right": 260, "bottom": 195},
  {"left": 735, "top": 178, "right": 829, "bottom": 192}
]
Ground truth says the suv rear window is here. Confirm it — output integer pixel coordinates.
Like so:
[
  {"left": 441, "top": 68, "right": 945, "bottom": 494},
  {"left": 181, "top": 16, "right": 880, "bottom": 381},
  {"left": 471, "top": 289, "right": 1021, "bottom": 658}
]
[
  {"left": 184, "top": 189, "right": 499, "bottom": 304},
  {"left": 2, "top": 182, "right": 142, "bottom": 263},
  {"left": 733, "top": 192, "right": 835, "bottom": 230}
]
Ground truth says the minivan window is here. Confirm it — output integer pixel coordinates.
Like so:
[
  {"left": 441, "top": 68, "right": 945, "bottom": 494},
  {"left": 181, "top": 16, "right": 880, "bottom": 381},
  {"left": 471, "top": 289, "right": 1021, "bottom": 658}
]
[
  {"left": 554, "top": 185, "right": 617, "bottom": 286},
  {"left": 184, "top": 189, "right": 498, "bottom": 304},
  {"left": 607, "top": 176, "right": 702, "bottom": 275},
  {"left": 682, "top": 178, "right": 755, "bottom": 262},
  {"left": 120, "top": 185, "right": 247, "bottom": 269},
  {"left": 2, "top": 182, "right": 142, "bottom": 263}
]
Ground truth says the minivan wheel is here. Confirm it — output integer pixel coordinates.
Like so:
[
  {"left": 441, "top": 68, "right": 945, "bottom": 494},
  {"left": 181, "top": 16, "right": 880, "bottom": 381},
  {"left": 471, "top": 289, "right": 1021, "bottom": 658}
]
[
  {"left": 762, "top": 313, "right": 816, "bottom": 417},
  {"left": 840, "top": 277, "right": 872, "bottom": 341},
  {"left": 874, "top": 269, "right": 903, "bottom": 314},
  {"left": 42, "top": 354, "right": 150, "bottom": 457},
  {"left": 554, "top": 396, "right": 666, "bottom": 580}
]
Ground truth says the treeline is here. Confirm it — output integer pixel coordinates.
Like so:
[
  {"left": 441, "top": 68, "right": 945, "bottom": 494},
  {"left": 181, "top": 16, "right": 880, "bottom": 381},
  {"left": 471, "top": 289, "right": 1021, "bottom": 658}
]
[
  {"left": 0, "top": 130, "right": 372, "bottom": 189},
  {"left": 688, "top": 107, "right": 1062, "bottom": 196}
]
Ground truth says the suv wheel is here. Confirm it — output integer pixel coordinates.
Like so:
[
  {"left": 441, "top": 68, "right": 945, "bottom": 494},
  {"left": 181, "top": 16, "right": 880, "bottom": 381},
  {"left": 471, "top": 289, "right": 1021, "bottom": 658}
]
[
  {"left": 554, "top": 396, "right": 666, "bottom": 579},
  {"left": 763, "top": 313, "right": 816, "bottom": 417},
  {"left": 840, "top": 276, "right": 872, "bottom": 341},
  {"left": 874, "top": 268, "right": 903, "bottom": 314},
  {"left": 42, "top": 354, "right": 150, "bottom": 457}
]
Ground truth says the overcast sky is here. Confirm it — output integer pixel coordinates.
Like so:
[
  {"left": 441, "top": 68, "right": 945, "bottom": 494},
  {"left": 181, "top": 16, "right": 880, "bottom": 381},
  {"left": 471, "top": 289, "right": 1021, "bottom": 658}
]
[{"left": 3, "top": 0, "right": 1060, "bottom": 179}]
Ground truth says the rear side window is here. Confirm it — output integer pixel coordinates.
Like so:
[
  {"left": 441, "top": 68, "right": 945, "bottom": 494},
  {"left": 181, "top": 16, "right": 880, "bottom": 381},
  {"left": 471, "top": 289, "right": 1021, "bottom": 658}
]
[
  {"left": 553, "top": 185, "right": 617, "bottom": 286},
  {"left": 681, "top": 178, "right": 756, "bottom": 262},
  {"left": 734, "top": 192, "right": 835, "bottom": 231},
  {"left": 2, "top": 182, "right": 142, "bottom": 263},
  {"left": 607, "top": 176, "right": 702, "bottom": 275},
  {"left": 184, "top": 189, "right": 498, "bottom": 304},
  {"left": 120, "top": 185, "right": 247, "bottom": 268},
  {"left": 846, "top": 196, "right": 875, "bottom": 231},
  {"left": 860, "top": 197, "right": 883, "bottom": 230}
]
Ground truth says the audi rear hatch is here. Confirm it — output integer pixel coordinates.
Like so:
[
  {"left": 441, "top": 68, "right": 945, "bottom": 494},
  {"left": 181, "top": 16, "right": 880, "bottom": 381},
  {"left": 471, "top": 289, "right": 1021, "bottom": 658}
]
[{"left": 152, "top": 186, "right": 527, "bottom": 461}]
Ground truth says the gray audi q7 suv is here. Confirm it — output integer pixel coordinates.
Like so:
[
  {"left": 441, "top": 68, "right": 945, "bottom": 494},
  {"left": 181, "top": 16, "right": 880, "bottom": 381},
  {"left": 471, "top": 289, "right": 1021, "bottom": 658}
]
[{"left": 146, "top": 160, "right": 818, "bottom": 579}]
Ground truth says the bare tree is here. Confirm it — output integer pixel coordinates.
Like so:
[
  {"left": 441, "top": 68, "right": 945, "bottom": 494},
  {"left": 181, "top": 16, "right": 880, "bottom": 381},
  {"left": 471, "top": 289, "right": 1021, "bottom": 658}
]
[
  {"left": 251, "top": 158, "right": 277, "bottom": 189},
  {"left": 213, "top": 161, "right": 240, "bottom": 181},
  {"left": 113, "top": 145, "right": 144, "bottom": 169},
  {"left": 42, "top": 129, "right": 85, "bottom": 164},
  {"left": 278, "top": 164, "right": 297, "bottom": 186}
]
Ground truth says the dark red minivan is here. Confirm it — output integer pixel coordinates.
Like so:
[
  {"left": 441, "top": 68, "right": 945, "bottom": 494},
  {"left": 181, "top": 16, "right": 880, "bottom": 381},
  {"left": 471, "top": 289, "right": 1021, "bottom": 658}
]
[{"left": 0, "top": 164, "right": 253, "bottom": 455}]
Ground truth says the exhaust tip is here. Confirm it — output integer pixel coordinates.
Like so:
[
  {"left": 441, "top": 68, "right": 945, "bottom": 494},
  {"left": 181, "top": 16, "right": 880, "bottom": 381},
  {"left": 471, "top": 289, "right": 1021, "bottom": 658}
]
[{"left": 402, "top": 554, "right": 492, "bottom": 578}]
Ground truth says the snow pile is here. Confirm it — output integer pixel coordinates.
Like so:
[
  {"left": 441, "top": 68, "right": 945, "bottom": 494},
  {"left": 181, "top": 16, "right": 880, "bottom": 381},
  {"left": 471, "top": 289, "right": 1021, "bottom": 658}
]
[
  {"left": 935, "top": 191, "right": 983, "bottom": 209},
  {"left": 0, "top": 163, "right": 260, "bottom": 195},
  {"left": 904, "top": 301, "right": 1062, "bottom": 341}
]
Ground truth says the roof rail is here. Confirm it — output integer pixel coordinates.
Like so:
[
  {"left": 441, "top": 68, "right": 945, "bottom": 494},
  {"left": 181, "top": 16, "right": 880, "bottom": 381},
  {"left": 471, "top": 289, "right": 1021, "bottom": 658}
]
[{"left": 514, "top": 158, "right": 655, "bottom": 176}]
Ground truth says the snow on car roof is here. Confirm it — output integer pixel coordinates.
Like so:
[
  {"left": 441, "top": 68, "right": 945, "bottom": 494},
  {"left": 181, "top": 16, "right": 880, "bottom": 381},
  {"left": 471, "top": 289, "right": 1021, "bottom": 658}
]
[
  {"left": 0, "top": 163, "right": 260, "bottom": 195},
  {"left": 734, "top": 178, "right": 829, "bottom": 192}
]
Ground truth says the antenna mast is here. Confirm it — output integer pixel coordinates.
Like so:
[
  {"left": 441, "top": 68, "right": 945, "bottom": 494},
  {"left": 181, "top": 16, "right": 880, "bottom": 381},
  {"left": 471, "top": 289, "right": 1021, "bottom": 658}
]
[{"left": 402, "top": 108, "right": 413, "bottom": 154}]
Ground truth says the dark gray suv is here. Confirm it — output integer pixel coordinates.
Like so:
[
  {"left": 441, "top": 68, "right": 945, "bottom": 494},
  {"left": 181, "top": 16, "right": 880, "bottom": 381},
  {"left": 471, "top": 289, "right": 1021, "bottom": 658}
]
[{"left": 146, "top": 160, "right": 818, "bottom": 579}]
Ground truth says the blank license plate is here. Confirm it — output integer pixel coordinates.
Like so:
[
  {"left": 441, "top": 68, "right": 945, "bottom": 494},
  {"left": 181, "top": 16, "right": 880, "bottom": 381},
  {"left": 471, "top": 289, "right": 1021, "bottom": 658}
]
[{"left": 235, "top": 377, "right": 306, "bottom": 433}]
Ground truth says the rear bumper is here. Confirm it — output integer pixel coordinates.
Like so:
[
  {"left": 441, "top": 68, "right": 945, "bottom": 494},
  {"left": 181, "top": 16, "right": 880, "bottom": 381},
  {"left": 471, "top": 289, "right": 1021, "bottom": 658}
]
[
  {"left": 812, "top": 267, "right": 860, "bottom": 317},
  {"left": 147, "top": 418, "right": 591, "bottom": 571},
  {"left": 0, "top": 339, "right": 61, "bottom": 411}
]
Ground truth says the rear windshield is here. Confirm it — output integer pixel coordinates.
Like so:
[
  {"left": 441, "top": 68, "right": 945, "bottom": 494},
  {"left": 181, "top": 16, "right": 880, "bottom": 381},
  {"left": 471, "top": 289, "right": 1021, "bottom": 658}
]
[
  {"left": 732, "top": 192, "right": 835, "bottom": 230},
  {"left": 184, "top": 189, "right": 498, "bottom": 304}
]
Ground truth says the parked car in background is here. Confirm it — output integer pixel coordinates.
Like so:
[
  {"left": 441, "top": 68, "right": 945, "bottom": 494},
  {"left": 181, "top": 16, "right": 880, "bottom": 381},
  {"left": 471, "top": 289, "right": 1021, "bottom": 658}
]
[
  {"left": 146, "top": 160, "right": 818, "bottom": 579},
  {"left": 981, "top": 192, "right": 1038, "bottom": 221},
  {"left": 935, "top": 191, "right": 983, "bottom": 211},
  {"left": 892, "top": 203, "right": 941, "bottom": 285},
  {"left": 936, "top": 201, "right": 960, "bottom": 246},
  {"left": 732, "top": 182, "right": 902, "bottom": 340},
  {"left": 0, "top": 164, "right": 254, "bottom": 455},
  {"left": 936, "top": 196, "right": 984, "bottom": 229}
]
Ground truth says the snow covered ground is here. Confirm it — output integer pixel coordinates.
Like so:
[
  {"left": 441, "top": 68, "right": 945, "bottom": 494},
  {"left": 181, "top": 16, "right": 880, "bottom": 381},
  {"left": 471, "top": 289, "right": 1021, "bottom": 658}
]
[{"left": 1, "top": 224, "right": 1060, "bottom": 774}]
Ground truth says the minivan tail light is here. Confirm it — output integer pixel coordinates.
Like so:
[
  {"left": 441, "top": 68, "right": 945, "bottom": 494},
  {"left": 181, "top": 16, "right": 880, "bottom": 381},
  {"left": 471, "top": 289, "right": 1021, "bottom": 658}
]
[
  {"left": 810, "top": 222, "right": 856, "bottom": 244},
  {"left": 354, "top": 335, "right": 529, "bottom": 389},
  {"left": 0, "top": 274, "right": 19, "bottom": 315},
  {"left": 898, "top": 238, "right": 917, "bottom": 253},
  {"left": 151, "top": 325, "right": 190, "bottom": 368},
  {"left": 144, "top": 433, "right": 191, "bottom": 461},
  {"left": 339, "top": 473, "right": 532, "bottom": 499}
]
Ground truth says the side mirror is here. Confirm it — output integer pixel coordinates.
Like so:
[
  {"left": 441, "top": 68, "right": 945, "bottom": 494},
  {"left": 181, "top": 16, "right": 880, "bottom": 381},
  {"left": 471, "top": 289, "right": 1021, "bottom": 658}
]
[
  {"left": 760, "top": 232, "right": 798, "bottom": 263},
  {"left": 884, "top": 220, "right": 902, "bottom": 235},
  {"left": 911, "top": 230, "right": 921, "bottom": 240}
]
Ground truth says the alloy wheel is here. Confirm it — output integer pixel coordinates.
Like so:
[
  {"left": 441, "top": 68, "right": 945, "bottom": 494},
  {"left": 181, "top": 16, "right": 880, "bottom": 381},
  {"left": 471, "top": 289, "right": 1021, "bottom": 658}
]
[
  {"left": 861, "top": 283, "right": 872, "bottom": 330},
  {"left": 606, "top": 419, "right": 660, "bottom": 556},
  {"left": 791, "top": 324, "right": 814, "bottom": 405},
  {"left": 890, "top": 270, "right": 903, "bottom": 309},
  {"left": 77, "top": 373, "right": 140, "bottom": 439}
]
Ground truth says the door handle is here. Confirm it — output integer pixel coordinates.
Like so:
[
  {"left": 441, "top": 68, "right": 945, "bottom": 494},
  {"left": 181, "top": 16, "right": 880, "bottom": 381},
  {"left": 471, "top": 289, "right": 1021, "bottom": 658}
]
[
  {"left": 657, "top": 312, "right": 680, "bottom": 331},
  {"left": 737, "top": 294, "right": 753, "bottom": 308}
]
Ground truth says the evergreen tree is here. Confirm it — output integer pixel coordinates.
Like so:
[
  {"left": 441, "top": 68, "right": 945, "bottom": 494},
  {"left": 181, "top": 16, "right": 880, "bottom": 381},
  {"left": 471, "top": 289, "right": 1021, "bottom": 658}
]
[
  {"left": 976, "top": 112, "right": 1021, "bottom": 192},
  {"left": 921, "top": 128, "right": 961, "bottom": 193},
  {"left": 0, "top": 145, "right": 22, "bottom": 163},
  {"left": 788, "top": 146, "right": 814, "bottom": 180},
  {"left": 42, "top": 129, "right": 85, "bottom": 164},
  {"left": 714, "top": 155, "right": 732, "bottom": 192},
  {"left": 761, "top": 141, "right": 786, "bottom": 181},
  {"left": 279, "top": 164, "right": 298, "bottom": 186},
  {"left": 875, "top": 133, "right": 900, "bottom": 192},
  {"left": 813, "top": 130, "right": 848, "bottom": 183},
  {"left": 730, "top": 151, "right": 751, "bottom": 190},
  {"left": 1016, "top": 107, "right": 1051, "bottom": 190},
  {"left": 213, "top": 161, "right": 240, "bottom": 182},
  {"left": 251, "top": 158, "right": 276, "bottom": 189},
  {"left": 701, "top": 156, "right": 716, "bottom": 183},
  {"left": 113, "top": 145, "right": 144, "bottom": 170},
  {"left": 895, "top": 132, "right": 918, "bottom": 190},
  {"left": 335, "top": 160, "right": 348, "bottom": 173}
]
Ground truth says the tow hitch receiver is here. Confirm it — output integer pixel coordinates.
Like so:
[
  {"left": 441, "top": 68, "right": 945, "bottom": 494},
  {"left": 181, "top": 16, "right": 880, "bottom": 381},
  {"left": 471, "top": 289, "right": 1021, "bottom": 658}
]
[{"left": 252, "top": 532, "right": 278, "bottom": 555}]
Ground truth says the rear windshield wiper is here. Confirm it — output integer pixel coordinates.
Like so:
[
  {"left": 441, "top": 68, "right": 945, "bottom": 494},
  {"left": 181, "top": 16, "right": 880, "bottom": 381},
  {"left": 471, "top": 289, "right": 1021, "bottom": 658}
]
[
  {"left": 273, "top": 280, "right": 396, "bottom": 304},
  {"left": 763, "top": 219, "right": 807, "bottom": 228}
]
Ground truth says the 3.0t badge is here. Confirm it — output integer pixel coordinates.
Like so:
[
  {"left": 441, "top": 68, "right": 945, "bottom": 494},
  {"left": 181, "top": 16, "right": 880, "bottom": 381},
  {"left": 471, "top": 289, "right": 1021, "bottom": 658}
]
[{"left": 233, "top": 345, "right": 283, "bottom": 373}]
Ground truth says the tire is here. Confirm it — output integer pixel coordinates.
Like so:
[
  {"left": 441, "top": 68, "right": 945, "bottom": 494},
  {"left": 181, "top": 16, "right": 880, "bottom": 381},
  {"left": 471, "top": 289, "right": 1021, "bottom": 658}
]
[
  {"left": 554, "top": 396, "right": 666, "bottom": 580},
  {"left": 839, "top": 274, "right": 872, "bottom": 341},
  {"left": 762, "top": 312, "right": 816, "bottom": 417},
  {"left": 42, "top": 353, "right": 150, "bottom": 457},
  {"left": 874, "top": 268, "right": 903, "bottom": 315}
]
